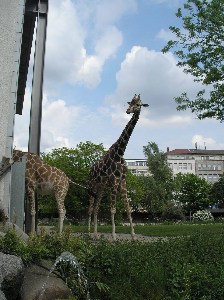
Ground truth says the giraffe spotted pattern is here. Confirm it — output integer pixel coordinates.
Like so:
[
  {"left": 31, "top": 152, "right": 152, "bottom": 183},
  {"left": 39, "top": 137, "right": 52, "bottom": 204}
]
[
  {"left": 13, "top": 150, "right": 69, "bottom": 233},
  {"left": 87, "top": 94, "right": 149, "bottom": 241}
]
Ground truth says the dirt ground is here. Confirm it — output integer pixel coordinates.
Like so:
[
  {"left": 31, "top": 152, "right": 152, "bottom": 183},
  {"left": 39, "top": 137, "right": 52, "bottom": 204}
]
[
  {"left": 73, "top": 232, "right": 167, "bottom": 242},
  {"left": 38, "top": 226, "right": 167, "bottom": 242}
]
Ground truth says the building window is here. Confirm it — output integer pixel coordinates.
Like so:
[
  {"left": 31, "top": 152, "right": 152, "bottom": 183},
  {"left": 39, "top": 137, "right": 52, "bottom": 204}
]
[
  {"left": 136, "top": 161, "right": 147, "bottom": 166},
  {"left": 201, "top": 156, "right": 209, "bottom": 160}
]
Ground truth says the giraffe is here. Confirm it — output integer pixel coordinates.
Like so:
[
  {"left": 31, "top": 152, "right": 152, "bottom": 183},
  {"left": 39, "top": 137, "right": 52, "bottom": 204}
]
[
  {"left": 87, "top": 94, "right": 149, "bottom": 241},
  {"left": 13, "top": 150, "right": 86, "bottom": 234}
]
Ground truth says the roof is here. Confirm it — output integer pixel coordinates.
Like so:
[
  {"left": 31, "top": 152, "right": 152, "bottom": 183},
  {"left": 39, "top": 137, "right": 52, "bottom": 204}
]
[{"left": 167, "top": 149, "right": 224, "bottom": 155}]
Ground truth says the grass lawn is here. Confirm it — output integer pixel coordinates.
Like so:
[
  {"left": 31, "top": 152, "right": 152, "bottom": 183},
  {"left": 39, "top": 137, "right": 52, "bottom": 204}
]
[{"left": 68, "top": 222, "right": 224, "bottom": 237}]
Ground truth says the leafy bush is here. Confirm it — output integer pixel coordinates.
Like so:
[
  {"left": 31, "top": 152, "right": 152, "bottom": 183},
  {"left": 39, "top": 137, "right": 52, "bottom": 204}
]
[
  {"left": 192, "top": 210, "right": 214, "bottom": 222},
  {"left": 161, "top": 201, "right": 185, "bottom": 221},
  {"left": 1, "top": 225, "right": 224, "bottom": 299},
  {"left": 0, "top": 209, "right": 7, "bottom": 223}
]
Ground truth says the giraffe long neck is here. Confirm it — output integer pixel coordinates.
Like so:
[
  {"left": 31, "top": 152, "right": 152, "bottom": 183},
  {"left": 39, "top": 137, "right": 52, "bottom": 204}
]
[{"left": 110, "top": 110, "right": 141, "bottom": 159}]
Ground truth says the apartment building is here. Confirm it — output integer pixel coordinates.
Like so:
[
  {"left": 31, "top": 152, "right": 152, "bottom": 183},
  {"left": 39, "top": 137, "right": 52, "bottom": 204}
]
[
  {"left": 167, "top": 148, "right": 224, "bottom": 183},
  {"left": 125, "top": 159, "right": 149, "bottom": 176}
]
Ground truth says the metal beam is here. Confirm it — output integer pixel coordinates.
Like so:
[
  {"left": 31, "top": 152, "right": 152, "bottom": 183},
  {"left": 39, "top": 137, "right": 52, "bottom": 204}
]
[
  {"left": 28, "top": 0, "right": 48, "bottom": 155},
  {"left": 26, "top": 0, "right": 48, "bottom": 233}
]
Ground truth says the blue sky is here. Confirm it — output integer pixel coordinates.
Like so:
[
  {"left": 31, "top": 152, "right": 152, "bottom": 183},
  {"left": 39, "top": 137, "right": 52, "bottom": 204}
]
[{"left": 14, "top": 0, "right": 224, "bottom": 158}]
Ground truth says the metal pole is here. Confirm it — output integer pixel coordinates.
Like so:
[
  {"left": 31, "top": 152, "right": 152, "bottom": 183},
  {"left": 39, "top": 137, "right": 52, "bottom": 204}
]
[
  {"left": 28, "top": 1, "right": 48, "bottom": 155},
  {"left": 26, "top": 0, "right": 48, "bottom": 234}
]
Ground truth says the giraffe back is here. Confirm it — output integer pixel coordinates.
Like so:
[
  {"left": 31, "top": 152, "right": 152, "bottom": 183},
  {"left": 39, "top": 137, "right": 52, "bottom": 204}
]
[{"left": 13, "top": 150, "right": 69, "bottom": 196}]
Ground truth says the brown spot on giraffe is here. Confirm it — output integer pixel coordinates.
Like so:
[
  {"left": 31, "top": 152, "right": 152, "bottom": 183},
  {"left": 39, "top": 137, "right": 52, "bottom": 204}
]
[
  {"left": 87, "top": 94, "right": 149, "bottom": 241},
  {"left": 13, "top": 150, "right": 71, "bottom": 234}
]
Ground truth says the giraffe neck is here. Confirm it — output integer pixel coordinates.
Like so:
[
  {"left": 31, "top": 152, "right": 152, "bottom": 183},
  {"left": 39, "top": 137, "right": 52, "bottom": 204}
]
[{"left": 110, "top": 109, "right": 141, "bottom": 159}]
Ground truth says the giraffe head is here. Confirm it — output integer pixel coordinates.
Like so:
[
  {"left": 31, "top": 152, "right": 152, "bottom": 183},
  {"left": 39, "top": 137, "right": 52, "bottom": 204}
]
[{"left": 126, "top": 94, "right": 149, "bottom": 114}]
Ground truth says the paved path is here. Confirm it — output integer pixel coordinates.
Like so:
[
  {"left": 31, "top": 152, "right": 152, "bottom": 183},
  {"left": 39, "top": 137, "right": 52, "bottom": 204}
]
[
  {"left": 38, "top": 226, "right": 168, "bottom": 242},
  {"left": 73, "top": 232, "right": 167, "bottom": 242}
]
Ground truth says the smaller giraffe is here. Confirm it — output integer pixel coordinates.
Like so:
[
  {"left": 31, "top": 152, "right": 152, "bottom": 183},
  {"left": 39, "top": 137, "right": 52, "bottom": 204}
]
[{"left": 13, "top": 150, "right": 83, "bottom": 234}]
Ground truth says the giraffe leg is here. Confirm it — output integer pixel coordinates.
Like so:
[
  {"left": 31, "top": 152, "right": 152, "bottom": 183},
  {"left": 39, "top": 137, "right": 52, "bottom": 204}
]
[
  {"left": 88, "top": 196, "right": 95, "bottom": 235},
  {"left": 121, "top": 177, "right": 136, "bottom": 240},
  {"left": 58, "top": 208, "right": 66, "bottom": 234},
  {"left": 26, "top": 186, "right": 36, "bottom": 234},
  {"left": 55, "top": 188, "right": 67, "bottom": 234},
  {"left": 111, "top": 183, "right": 119, "bottom": 241},
  {"left": 93, "top": 195, "right": 102, "bottom": 239}
]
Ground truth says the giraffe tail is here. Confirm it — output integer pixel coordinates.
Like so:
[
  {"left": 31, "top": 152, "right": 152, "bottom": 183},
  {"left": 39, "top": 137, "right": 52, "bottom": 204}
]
[{"left": 68, "top": 179, "right": 96, "bottom": 198}]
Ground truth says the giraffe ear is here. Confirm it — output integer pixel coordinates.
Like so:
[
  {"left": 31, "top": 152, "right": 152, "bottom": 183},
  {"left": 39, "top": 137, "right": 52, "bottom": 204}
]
[
  {"left": 127, "top": 102, "right": 131, "bottom": 104},
  {"left": 142, "top": 104, "right": 149, "bottom": 107}
]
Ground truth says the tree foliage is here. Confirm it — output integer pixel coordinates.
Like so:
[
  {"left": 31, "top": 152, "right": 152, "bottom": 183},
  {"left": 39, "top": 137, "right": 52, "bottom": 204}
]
[
  {"left": 40, "top": 142, "right": 106, "bottom": 218},
  {"left": 137, "top": 175, "right": 166, "bottom": 214},
  {"left": 210, "top": 174, "right": 224, "bottom": 206},
  {"left": 174, "top": 173, "right": 211, "bottom": 214},
  {"left": 40, "top": 142, "right": 145, "bottom": 221},
  {"left": 162, "top": 0, "right": 224, "bottom": 121},
  {"left": 143, "top": 142, "right": 174, "bottom": 212}
]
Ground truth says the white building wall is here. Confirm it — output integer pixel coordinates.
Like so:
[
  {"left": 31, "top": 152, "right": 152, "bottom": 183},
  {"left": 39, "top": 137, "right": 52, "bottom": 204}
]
[
  {"left": 168, "top": 159, "right": 196, "bottom": 176},
  {"left": 125, "top": 159, "right": 150, "bottom": 176},
  {"left": 0, "top": 0, "right": 25, "bottom": 215},
  {"left": 167, "top": 152, "right": 224, "bottom": 183}
]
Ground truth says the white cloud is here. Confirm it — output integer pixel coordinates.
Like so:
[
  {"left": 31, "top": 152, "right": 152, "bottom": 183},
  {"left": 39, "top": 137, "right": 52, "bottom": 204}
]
[
  {"left": 156, "top": 29, "right": 176, "bottom": 42},
  {"left": 14, "top": 88, "right": 86, "bottom": 153},
  {"left": 106, "top": 46, "right": 201, "bottom": 127},
  {"left": 44, "top": 0, "right": 136, "bottom": 91},
  {"left": 192, "top": 135, "right": 224, "bottom": 150},
  {"left": 144, "top": 0, "right": 182, "bottom": 7},
  {"left": 93, "top": 0, "right": 137, "bottom": 28}
]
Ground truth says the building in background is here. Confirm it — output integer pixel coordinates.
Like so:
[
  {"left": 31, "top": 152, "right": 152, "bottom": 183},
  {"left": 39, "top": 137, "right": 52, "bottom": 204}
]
[
  {"left": 125, "top": 148, "right": 224, "bottom": 183},
  {"left": 167, "top": 149, "right": 224, "bottom": 183},
  {"left": 125, "top": 159, "right": 149, "bottom": 176}
]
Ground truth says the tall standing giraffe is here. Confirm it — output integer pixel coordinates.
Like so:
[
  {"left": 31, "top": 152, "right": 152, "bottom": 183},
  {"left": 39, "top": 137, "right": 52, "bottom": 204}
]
[
  {"left": 13, "top": 150, "right": 87, "bottom": 233},
  {"left": 87, "top": 94, "right": 149, "bottom": 240}
]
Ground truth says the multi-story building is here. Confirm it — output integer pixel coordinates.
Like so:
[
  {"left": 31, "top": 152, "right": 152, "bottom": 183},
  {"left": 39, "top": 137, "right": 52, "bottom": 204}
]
[
  {"left": 166, "top": 148, "right": 224, "bottom": 183},
  {"left": 125, "top": 159, "right": 149, "bottom": 176}
]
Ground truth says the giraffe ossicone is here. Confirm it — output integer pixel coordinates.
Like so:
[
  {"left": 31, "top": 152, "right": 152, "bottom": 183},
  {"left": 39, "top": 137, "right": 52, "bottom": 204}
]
[{"left": 87, "top": 94, "right": 149, "bottom": 241}]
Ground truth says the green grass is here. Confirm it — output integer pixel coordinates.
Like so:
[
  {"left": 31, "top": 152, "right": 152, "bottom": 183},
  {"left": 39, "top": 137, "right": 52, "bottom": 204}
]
[
  {"left": 69, "top": 222, "right": 224, "bottom": 237},
  {"left": 3, "top": 224, "right": 224, "bottom": 299}
]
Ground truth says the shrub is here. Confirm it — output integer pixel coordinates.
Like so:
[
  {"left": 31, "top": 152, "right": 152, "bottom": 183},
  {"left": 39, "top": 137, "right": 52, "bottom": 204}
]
[
  {"left": 2, "top": 225, "right": 224, "bottom": 299},
  {"left": 161, "top": 202, "right": 185, "bottom": 221},
  {"left": 192, "top": 210, "right": 214, "bottom": 222}
]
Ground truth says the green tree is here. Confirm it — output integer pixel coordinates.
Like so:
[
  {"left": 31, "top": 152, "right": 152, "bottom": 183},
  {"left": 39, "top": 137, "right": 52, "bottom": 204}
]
[
  {"left": 137, "top": 175, "right": 164, "bottom": 214},
  {"left": 125, "top": 171, "right": 145, "bottom": 211},
  {"left": 143, "top": 142, "right": 174, "bottom": 213},
  {"left": 210, "top": 174, "right": 224, "bottom": 207},
  {"left": 162, "top": 0, "right": 224, "bottom": 121},
  {"left": 174, "top": 173, "right": 211, "bottom": 214},
  {"left": 40, "top": 142, "right": 106, "bottom": 218}
]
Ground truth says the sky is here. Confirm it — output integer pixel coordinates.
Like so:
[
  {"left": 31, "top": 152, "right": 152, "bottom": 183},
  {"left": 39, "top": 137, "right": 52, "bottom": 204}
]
[{"left": 14, "top": 0, "right": 224, "bottom": 159}]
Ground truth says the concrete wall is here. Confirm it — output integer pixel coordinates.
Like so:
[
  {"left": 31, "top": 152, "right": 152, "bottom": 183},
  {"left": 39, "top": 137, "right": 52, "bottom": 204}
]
[{"left": 0, "top": 0, "right": 25, "bottom": 216}]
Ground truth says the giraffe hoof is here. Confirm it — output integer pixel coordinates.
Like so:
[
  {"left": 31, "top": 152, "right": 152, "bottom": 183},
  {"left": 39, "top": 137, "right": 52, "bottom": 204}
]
[
  {"left": 112, "top": 234, "right": 117, "bottom": 241},
  {"left": 94, "top": 233, "right": 100, "bottom": 240},
  {"left": 131, "top": 234, "right": 137, "bottom": 241}
]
